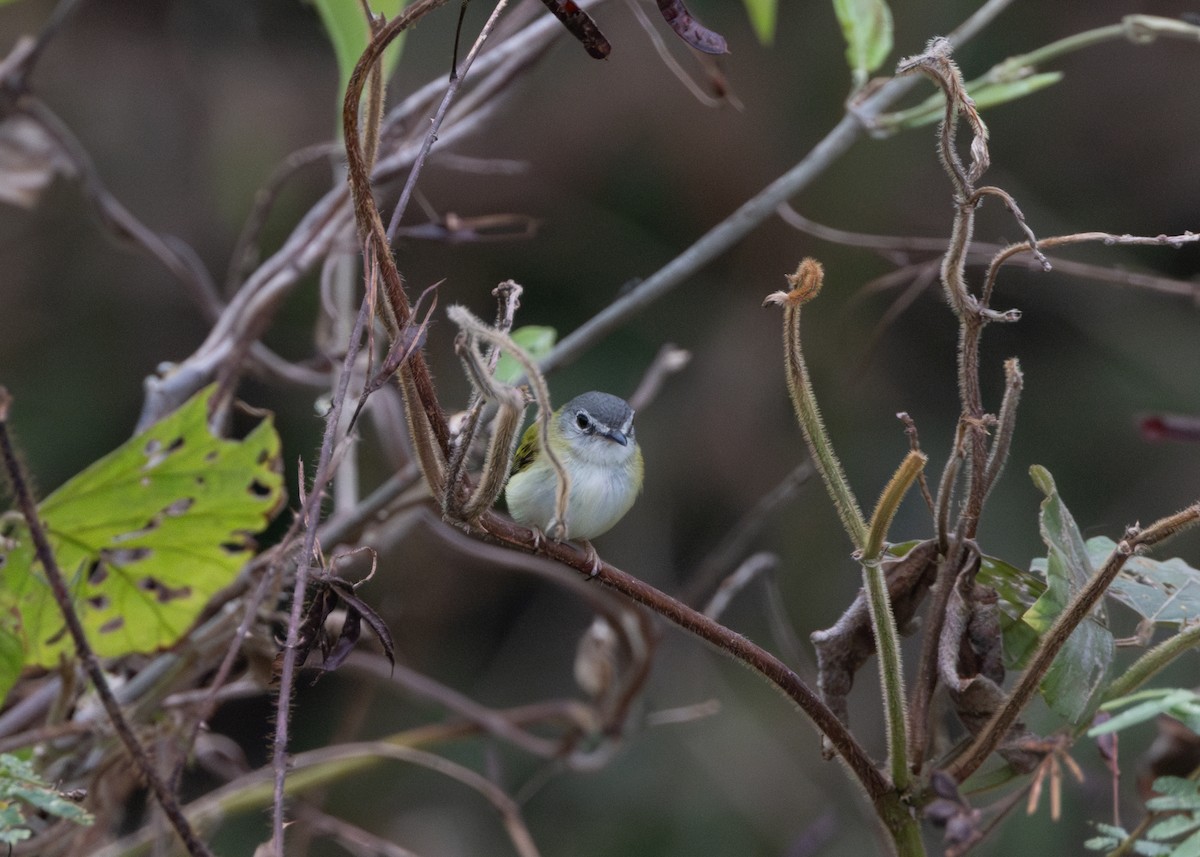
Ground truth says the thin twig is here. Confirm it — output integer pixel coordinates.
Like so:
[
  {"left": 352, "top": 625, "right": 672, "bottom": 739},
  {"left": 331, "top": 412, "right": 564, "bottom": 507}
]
[
  {"left": 226, "top": 142, "right": 339, "bottom": 296},
  {"left": 271, "top": 289, "right": 377, "bottom": 849},
  {"left": 540, "top": 0, "right": 1019, "bottom": 376},
  {"left": 385, "top": 0, "right": 512, "bottom": 241},
  {"left": 623, "top": 0, "right": 724, "bottom": 107},
  {"left": 703, "top": 552, "right": 778, "bottom": 620},
  {"left": 16, "top": 98, "right": 222, "bottom": 316},
  {"left": 982, "top": 230, "right": 1200, "bottom": 306},
  {"left": 779, "top": 207, "right": 1200, "bottom": 307},
  {"left": 684, "top": 463, "right": 814, "bottom": 605},
  {"left": 627, "top": 343, "right": 691, "bottom": 412}
]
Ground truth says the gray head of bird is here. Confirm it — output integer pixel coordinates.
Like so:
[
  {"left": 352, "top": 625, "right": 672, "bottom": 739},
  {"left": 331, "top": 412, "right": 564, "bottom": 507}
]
[{"left": 557, "top": 392, "right": 637, "bottom": 464}]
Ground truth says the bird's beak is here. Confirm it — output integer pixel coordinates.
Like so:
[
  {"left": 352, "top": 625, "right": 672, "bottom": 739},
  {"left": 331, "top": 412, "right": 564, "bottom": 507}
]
[{"left": 605, "top": 428, "right": 629, "bottom": 447}]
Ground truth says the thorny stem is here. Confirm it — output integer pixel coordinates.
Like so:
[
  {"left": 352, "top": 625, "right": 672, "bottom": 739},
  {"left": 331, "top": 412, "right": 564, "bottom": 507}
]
[
  {"left": 948, "top": 504, "right": 1200, "bottom": 783},
  {"left": 897, "top": 38, "right": 1005, "bottom": 528},
  {"left": 764, "top": 259, "right": 868, "bottom": 550},
  {"left": 983, "top": 231, "right": 1200, "bottom": 306},
  {"left": 979, "top": 358, "right": 1022, "bottom": 506},
  {"left": 0, "top": 390, "right": 215, "bottom": 857},
  {"left": 271, "top": 291, "right": 375, "bottom": 850},
  {"left": 861, "top": 451, "right": 927, "bottom": 791},
  {"left": 342, "top": 0, "right": 454, "bottom": 467}
]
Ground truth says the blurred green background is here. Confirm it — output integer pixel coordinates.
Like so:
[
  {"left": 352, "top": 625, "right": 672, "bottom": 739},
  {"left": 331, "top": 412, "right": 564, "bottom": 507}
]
[{"left": 2, "top": 0, "right": 1199, "bottom": 854}]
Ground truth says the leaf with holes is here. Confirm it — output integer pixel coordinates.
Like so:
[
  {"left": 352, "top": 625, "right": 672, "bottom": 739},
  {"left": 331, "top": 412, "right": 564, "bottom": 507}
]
[
  {"left": 1082, "top": 536, "right": 1200, "bottom": 627},
  {"left": 0, "top": 385, "right": 284, "bottom": 667}
]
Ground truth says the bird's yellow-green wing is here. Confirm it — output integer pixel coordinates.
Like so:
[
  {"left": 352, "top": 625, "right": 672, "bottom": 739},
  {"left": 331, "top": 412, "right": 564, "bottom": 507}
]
[{"left": 510, "top": 422, "right": 541, "bottom": 476}]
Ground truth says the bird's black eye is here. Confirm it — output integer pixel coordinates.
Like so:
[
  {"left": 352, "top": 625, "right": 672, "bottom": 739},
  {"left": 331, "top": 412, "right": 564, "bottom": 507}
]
[{"left": 576, "top": 412, "right": 591, "bottom": 430}]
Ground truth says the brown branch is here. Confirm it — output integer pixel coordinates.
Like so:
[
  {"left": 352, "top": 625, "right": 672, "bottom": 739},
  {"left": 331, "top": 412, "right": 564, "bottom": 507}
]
[
  {"left": 0, "top": 389, "right": 215, "bottom": 857},
  {"left": 342, "top": 0, "right": 453, "bottom": 465},
  {"left": 470, "top": 509, "right": 892, "bottom": 801}
]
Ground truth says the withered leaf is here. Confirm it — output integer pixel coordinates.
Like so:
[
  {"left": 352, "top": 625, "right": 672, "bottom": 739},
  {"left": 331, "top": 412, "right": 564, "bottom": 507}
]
[
  {"left": 281, "top": 574, "right": 395, "bottom": 681},
  {"left": 939, "top": 555, "right": 1044, "bottom": 773},
  {"left": 811, "top": 539, "right": 938, "bottom": 729}
]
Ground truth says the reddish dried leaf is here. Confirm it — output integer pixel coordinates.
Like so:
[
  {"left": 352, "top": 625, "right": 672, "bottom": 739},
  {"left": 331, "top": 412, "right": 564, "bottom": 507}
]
[
  {"left": 656, "top": 0, "right": 728, "bottom": 55},
  {"left": 540, "top": 0, "right": 612, "bottom": 59}
]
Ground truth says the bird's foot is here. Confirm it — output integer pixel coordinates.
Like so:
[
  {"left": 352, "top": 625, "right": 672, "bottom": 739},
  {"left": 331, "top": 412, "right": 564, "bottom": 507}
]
[{"left": 577, "top": 539, "right": 602, "bottom": 577}]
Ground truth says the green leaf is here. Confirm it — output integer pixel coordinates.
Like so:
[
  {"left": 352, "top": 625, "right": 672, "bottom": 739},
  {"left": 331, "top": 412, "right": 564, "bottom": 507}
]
[
  {"left": 977, "top": 554, "right": 1045, "bottom": 668},
  {"left": 741, "top": 0, "right": 777, "bottom": 45},
  {"left": 1171, "top": 829, "right": 1200, "bottom": 857},
  {"left": 1147, "top": 777, "right": 1200, "bottom": 812},
  {"left": 495, "top": 326, "right": 557, "bottom": 385},
  {"left": 885, "top": 72, "right": 1063, "bottom": 131},
  {"left": 1080, "top": 536, "right": 1200, "bottom": 626},
  {"left": 0, "top": 753, "right": 93, "bottom": 839},
  {"left": 1147, "top": 814, "right": 1200, "bottom": 842},
  {"left": 1085, "top": 823, "right": 1126, "bottom": 851},
  {"left": 0, "top": 806, "right": 32, "bottom": 846},
  {"left": 0, "top": 591, "right": 22, "bottom": 707},
  {"left": 311, "top": 0, "right": 408, "bottom": 111},
  {"left": 1025, "top": 465, "right": 1114, "bottom": 723},
  {"left": 0, "top": 385, "right": 284, "bottom": 667},
  {"left": 1093, "top": 688, "right": 1200, "bottom": 736},
  {"left": 832, "top": 0, "right": 893, "bottom": 86}
]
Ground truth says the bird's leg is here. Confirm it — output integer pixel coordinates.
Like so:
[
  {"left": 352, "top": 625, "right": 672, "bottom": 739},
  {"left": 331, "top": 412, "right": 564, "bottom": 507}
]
[
  {"left": 538, "top": 520, "right": 598, "bottom": 575},
  {"left": 577, "top": 539, "right": 602, "bottom": 577}
]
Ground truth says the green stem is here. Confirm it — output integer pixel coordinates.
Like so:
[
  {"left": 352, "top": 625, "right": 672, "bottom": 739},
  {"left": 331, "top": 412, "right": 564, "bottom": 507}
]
[
  {"left": 765, "top": 259, "right": 868, "bottom": 550},
  {"left": 864, "top": 452, "right": 928, "bottom": 562},
  {"left": 878, "top": 791, "right": 926, "bottom": 857},
  {"left": 861, "top": 452, "right": 926, "bottom": 793},
  {"left": 1102, "top": 620, "right": 1200, "bottom": 703}
]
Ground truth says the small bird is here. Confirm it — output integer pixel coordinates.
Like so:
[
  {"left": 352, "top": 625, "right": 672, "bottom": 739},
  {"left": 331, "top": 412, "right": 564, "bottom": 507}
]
[{"left": 504, "top": 391, "right": 643, "bottom": 553}]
